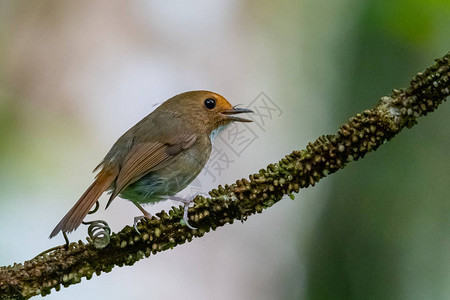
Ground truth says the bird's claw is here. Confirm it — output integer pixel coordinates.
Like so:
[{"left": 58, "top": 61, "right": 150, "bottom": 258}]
[
  {"left": 133, "top": 214, "right": 156, "bottom": 234},
  {"left": 183, "top": 204, "right": 197, "bottom": 230},
  {"left": 133, "top": 216, "right": 145, "bottom": 234},
  {"left": 166, "top": 195, "right": 198, "bottom": 230}
]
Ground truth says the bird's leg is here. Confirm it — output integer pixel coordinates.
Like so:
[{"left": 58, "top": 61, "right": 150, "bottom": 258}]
[
  {"left": 166, "top": 192, "right": 207, "bottom": 230},
  {"left": 133, "top": 202, "right": 157, "bottom": 234}
]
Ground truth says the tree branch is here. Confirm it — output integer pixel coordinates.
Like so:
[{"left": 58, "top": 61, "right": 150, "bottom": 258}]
[{"left": 1, "top": 52, "right": 449, "bottom": 299}]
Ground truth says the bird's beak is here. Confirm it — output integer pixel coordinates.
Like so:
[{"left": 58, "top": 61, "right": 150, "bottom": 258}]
[{"left": 221, "top": 107, "right": 254, "bottom": 123}]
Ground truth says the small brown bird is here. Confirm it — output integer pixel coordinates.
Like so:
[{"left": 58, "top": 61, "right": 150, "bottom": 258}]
[{"left": 50, "top": 91, "right": 253, "bottom": 238}]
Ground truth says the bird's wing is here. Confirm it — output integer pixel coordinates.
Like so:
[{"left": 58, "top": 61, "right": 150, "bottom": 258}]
[{"left": 106, "top": 132, "right": 197, "bottom": 207}]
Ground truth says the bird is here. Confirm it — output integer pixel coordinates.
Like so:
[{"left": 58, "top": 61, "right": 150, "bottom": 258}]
[{"left": 49, "top": 90, "right": 253, "bottom": 238}]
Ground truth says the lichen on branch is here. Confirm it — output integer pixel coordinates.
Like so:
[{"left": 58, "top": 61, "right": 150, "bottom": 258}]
[{"left": 0, "top": 52, "right": 449, "bottom": 300}]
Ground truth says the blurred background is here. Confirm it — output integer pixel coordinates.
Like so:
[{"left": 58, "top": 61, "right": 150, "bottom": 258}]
[{"left": 0, "top": 1, "right": 449, "bottom": 299}]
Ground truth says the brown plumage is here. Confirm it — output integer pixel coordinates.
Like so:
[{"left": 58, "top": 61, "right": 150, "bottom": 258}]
[
  {"left": 49, "top": 90, "right": 253, "bottom": 238},
  {"left": 49, "top": 168, "right": 117, "bottom": 237}
]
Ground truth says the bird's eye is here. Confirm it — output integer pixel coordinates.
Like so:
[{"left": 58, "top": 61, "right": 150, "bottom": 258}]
[{"left": 204, "top": 98, "right": 216, "bottom": 109}]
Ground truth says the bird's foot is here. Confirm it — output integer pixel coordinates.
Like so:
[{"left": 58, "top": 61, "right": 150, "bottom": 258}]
[
  {"left": 133, "top": 211, "right": 156, "bottom": 234},
  {"left": 167, "top": 193, "right": 206, "bottom": 230}
]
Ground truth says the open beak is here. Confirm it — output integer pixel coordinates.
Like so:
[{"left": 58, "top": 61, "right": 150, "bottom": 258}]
[{"left": 221, "top": 107, "right": 254, "bottom": 123}]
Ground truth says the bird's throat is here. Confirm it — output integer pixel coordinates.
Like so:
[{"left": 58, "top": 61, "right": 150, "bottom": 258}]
[{"left": 209, "top": 124, "right": 229, "bottom": 141}]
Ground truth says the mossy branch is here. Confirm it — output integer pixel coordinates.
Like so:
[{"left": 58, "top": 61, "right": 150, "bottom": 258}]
[{"left": 1, "top": 52, "right": 449, "bottom": 299}]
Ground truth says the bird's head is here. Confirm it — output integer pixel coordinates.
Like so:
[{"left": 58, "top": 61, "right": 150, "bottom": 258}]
[{"left": 161, "top": 90, "right": 253, "bottom": 135}]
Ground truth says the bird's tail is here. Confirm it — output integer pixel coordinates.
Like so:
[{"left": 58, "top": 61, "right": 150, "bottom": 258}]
[{"left": 49, "top": 168, "right": 116, "bottom": 238}]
